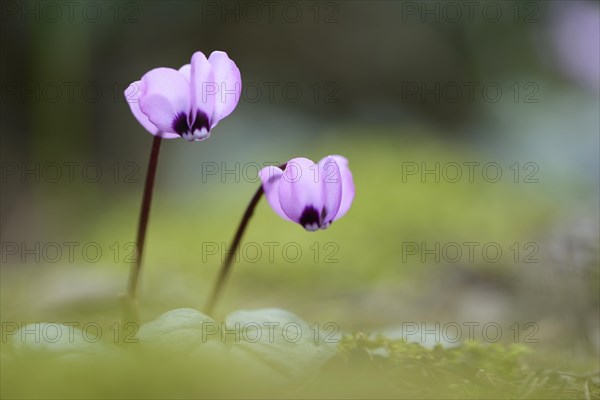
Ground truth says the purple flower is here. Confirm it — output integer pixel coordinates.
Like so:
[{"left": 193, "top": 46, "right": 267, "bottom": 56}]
[
  {"left": 124, "top": 51, "right": 241, "bottom": 142},
  {"left": 259, "top": 156, "right": 355, "bottom": 231}
]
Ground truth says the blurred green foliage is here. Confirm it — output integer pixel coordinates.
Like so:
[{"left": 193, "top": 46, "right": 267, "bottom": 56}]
[{"left": 2, "top": 331, "right": 598, "bottom": 399}]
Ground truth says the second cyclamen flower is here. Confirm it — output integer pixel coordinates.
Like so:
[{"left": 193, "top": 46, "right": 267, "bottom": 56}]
[
  {"left": 125, "top": 51, "right": 241, "bottom": 142},
  {"left": 260, "top": 156, "right": 355, "bottom": 231},
  {"left": 206, "top": 155, "right": 355, "bottom": 313}
]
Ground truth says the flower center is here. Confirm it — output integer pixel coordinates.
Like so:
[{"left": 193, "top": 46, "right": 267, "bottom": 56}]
[
  {"left": 299, "top": 206, "right": 330, "bottom": 231},
  {"left": 172, "top": 110, "right": 211, "bottom": 142}
]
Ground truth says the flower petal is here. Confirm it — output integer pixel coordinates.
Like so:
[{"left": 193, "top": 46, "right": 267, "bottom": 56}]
[
  {"left": 208, "top": 51, "right": 242, "bottom": 128},
  {"left": 139, "top": 68, "right": 191, "bottom": 135},
  {"left": 317, "top": 156, "right": 343, "bottom": 224},
  {"left": 259, "top": 166, "right": 292, "bottom": 222},
  {"left": 124, "top": 81, "right": 179, "bottom": 139},
  {"left": 179, "top": 64, "right": 191, "bottom": 82},
  {"left": 190, "top": 51, "right": 215, "bottom": 125},
  {"left": 124, "top": 81, "right": 158, "bottom": 135},
  {"left": 330, "top": 155, "right": 355, "bottom": 220},
  {"left": 278, "top": 158, "right": 318, "bottom": 224}
]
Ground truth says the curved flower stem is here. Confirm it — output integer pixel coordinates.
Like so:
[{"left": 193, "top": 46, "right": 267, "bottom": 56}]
[
  {"left": 125, "top": 135, "right": 162, "bottom": 321},
  {"left": 205, "top": 184, "right": 265, "bottom": 315}
]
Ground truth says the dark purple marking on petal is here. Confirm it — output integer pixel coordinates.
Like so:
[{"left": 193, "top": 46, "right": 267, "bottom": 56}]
[
  {"left": 172, "top": 112, "right": 189, "bottom": 136},
  {"left": 191, "top": 109, "right": 210, "bottom": 132},
  {"left": 299, "top": 206, "right": 320, "bottom": 228}
]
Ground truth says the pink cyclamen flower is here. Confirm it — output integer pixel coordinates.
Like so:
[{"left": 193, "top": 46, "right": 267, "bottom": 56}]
[
  {"left": 124, "top": 51, "right": 241, "bottom": 142},
  {"left": 259, "top": 156, "right": 355, "bottom": 231}
]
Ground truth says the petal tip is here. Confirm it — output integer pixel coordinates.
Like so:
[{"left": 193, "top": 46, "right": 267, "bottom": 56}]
[{"left": 191, "top": 51, "right": 209, "bottom": 63}]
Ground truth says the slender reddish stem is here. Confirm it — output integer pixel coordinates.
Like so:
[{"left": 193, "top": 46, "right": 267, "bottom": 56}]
[
  {"left": 205, "top": 184, "right": 264, "bottom": 315},
  {"left": 128, "top": 135, "right": 162, "bottom": 300}
]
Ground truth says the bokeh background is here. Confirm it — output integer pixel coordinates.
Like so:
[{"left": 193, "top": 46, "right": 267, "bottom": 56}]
[{"left": 1, "top": 0, "right": 599, "bottom": 397}]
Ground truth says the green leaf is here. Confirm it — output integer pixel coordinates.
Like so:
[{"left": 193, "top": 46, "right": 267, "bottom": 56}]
[
  {"left": 136, "top": 308, "right": 215, "bottom": 351},
  {"left": 9, "top": 323, "right": 120, "bottom": 360},
  {"left": 225, "top": 308, "right": 337, "bottom": 379}
]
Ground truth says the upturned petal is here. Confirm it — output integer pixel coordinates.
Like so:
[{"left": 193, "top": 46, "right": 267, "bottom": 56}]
[
  {"left": 208, "top": 51, "right": 242, "bottom": 128},
  {"left": 316, "top": 156, "right": 344, "bottom": 225},
  {"left": 330, "top": 155, "right": 355, "bottom": 220},
  {"left": 189, "top": 52, "right": 215, "bottom": 140},
  {"left": 125, "top": 81, "right": 166, "bottom": 138},
  {"left": 178, "top": 64, "right": 191, "bottom": 82},
  {"left": 138, "top": 67, "right": 192, "bottom": 136}
]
